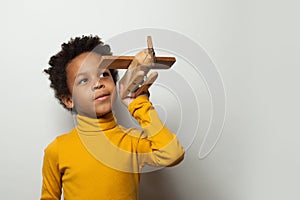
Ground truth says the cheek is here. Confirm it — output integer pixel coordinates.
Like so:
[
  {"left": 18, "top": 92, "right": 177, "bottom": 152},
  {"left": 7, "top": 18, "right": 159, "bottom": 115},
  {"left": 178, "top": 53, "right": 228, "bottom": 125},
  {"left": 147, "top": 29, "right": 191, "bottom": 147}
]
[
  {"left": 72, "top": 88, "right": 91, "bottom": 105},
  {"left": 110, "top": 86, "right": 117, "bottom": 103}
]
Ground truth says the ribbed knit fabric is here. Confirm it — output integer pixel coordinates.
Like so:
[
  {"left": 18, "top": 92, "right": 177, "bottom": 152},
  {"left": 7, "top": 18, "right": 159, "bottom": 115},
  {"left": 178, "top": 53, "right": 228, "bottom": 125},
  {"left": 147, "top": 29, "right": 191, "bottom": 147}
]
[{"left": 40, "top": 96, "right": 184, "bottom": 200}]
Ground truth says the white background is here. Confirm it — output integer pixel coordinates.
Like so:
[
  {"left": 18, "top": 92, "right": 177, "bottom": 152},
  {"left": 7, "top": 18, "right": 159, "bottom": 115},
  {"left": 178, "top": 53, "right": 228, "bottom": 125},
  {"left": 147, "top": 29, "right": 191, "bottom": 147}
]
[{"left": 1, "top": 0, "right": 300, "bottom": 199}]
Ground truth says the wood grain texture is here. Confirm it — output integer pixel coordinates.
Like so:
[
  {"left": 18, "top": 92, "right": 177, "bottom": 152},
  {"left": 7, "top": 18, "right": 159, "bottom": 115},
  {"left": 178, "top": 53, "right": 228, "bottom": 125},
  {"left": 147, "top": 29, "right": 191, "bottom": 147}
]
[{"left": 99, "top": 56, "right": 176, "bottom": 69}]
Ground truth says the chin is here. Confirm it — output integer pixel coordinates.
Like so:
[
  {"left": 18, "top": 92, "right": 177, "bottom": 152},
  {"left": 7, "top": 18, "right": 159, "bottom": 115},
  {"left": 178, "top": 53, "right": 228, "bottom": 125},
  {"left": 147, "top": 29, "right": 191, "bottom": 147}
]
[
  {"left": 94, "top": 104, "right": 112, "bottom": 116},
  {"left": 96, "top": 109, "right": 112, "bottom": 118}
]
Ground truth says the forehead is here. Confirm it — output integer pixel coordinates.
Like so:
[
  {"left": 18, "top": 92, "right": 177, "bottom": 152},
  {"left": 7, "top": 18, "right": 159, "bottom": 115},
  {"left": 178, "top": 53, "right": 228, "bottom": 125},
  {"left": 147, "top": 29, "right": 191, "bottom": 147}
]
[{"left": 66, "top": 52, "right": 103, "bottom": 76}]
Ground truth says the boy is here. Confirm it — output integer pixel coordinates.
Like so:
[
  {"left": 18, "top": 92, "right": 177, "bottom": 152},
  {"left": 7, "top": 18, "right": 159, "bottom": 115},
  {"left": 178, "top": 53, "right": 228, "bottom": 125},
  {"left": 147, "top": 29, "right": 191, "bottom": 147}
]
[{"left": 41, "top": 35, "right": 184, "bottom": 200}]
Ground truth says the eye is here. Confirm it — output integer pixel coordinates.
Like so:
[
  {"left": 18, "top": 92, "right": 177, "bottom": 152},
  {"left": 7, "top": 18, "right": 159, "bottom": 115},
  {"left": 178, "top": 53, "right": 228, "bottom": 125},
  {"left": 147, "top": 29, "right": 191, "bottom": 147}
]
[
  {"left": 99, "top": 71, "right": 110, "bottom": 78},
  {"left": 78, "top": 78, "right": 88, "bottom": 85}
]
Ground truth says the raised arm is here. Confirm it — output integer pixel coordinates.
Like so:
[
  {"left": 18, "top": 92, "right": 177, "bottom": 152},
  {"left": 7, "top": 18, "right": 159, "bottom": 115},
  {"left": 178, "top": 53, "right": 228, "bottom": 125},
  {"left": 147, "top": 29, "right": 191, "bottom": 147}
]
[{"left": 127, "top": 95, "right": 185, "bottom": 167}]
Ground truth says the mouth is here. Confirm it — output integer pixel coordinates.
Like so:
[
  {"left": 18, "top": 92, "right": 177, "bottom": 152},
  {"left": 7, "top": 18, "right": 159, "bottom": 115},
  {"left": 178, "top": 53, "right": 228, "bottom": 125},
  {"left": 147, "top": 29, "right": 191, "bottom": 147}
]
[{"left": 94, "top": 93, "right": 110, "bottom": 101}]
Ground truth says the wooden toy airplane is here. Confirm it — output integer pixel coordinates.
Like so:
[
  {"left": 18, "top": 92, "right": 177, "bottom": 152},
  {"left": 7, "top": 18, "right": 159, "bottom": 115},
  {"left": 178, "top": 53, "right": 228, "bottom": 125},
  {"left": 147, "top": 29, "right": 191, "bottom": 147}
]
[{"left": 99, "top": 36, "right": 176, "bottom": 98}]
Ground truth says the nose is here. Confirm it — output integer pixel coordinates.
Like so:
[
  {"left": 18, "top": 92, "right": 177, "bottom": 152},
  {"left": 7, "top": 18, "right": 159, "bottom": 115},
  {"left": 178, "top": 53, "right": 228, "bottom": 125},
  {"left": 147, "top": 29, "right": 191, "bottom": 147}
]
[{"left": 92, "top": 78, "right": 105, "bottom": 91}]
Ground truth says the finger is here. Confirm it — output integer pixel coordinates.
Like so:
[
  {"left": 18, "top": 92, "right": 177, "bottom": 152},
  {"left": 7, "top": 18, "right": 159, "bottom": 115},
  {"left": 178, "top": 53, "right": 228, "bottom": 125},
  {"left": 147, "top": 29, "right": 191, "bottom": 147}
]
[
  {"left": 120, "top": 71, "right": 145, "bottom": 99},
  {"left": 135, "top": 72, "right": 158, "bottom": 97},
  {"left": 119, "top": 68, "right": 132, "bottom": 86}
]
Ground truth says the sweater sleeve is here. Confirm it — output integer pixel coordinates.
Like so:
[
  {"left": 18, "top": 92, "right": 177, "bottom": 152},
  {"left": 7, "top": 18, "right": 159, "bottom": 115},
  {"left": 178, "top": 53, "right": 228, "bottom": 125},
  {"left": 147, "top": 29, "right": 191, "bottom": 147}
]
[
  {"left": 40, "top": 139, "right": 62, "bottom": 200},
  {"left": 128, "top": 95, "right": 185, "bottom": 167}
]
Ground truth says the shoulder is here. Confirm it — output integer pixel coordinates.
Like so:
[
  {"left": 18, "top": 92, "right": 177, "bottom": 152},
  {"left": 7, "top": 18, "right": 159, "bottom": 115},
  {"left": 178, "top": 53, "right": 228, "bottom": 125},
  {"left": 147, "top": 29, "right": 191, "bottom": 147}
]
[
  {"left": 56, "top": 129, "right": 77, "bottom": 142},
  {"left": 44, "top": 129, "right": 77, "bottom": 154}
]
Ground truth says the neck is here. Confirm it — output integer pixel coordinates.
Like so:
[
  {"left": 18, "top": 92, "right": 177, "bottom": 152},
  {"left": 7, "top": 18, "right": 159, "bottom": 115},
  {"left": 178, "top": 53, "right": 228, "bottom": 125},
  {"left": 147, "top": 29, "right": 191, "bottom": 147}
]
[{"left": 76, "top": 112, "right": 117, "bottom": 133}]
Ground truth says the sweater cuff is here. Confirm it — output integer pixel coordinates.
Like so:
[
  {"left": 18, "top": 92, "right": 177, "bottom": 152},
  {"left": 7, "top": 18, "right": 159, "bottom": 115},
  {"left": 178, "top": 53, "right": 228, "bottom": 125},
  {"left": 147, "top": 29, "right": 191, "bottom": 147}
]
[
  {"left": 128, "top": 95, "right": 166, "bottom": 137},
  {"left": 128, "top": 95, "right": 150, "bottom": 117}
]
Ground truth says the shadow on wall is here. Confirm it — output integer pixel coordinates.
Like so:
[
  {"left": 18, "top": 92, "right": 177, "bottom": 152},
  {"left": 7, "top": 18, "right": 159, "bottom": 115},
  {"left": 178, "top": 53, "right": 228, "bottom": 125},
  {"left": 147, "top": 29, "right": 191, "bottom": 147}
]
[{"left": 139, "top": 168, "right": 180, "bottom": 200}]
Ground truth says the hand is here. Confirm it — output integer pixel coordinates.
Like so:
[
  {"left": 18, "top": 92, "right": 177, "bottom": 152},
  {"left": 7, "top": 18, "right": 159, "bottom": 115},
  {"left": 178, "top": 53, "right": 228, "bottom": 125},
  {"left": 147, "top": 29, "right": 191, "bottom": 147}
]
[
  {"left": 119, "top": 37, "right": 157, "bottom": 106},
  {"left": 119, "top": 66, "right": 158, "bottom": 107}
]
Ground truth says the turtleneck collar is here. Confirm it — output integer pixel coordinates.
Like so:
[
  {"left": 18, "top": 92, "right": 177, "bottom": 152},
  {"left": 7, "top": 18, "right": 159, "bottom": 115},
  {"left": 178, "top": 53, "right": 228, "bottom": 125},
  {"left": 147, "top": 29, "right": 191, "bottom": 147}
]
[{"left": 76, "top": 112, "right": 117, "bottom": 134}]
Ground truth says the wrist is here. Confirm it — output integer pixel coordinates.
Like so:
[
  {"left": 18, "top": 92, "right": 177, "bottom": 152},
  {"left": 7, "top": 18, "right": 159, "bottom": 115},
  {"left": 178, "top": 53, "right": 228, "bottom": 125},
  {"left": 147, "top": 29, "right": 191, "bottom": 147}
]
[
  {"left": 128, "top": 95, "right": 150, "bottom": 115},
  {"left": 121, "top": 93, "right": 150, "bottom": 107}
]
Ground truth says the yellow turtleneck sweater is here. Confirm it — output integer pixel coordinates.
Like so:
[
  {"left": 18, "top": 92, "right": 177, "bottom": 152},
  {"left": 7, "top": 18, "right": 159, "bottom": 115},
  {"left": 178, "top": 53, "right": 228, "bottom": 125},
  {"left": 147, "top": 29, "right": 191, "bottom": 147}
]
[{"left": 40, "top": 96, "right": 184, "bottom": 200}]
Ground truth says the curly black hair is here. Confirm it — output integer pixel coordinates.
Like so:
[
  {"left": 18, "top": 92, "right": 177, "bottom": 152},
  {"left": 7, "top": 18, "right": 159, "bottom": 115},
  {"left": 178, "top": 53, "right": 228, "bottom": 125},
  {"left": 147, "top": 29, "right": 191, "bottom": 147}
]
[{"left": 44, "top": 35, "right": 118, "bottom": 111}]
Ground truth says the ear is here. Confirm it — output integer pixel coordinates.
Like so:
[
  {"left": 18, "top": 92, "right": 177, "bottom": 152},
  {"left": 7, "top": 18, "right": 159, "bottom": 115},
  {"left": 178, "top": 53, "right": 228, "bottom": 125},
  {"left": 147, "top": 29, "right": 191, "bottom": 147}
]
[{"left": 61, "top": 95, "right": 74, "bottom": 109}]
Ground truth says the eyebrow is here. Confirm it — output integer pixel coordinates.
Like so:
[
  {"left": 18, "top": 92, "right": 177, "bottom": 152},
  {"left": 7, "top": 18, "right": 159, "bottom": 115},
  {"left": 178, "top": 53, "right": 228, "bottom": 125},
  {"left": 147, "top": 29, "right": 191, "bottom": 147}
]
[
  {"left": 97, "top": 67, "right": 109, "bottom": 72},
  {"left": 75, "top": 68, "right": 108, "bottom": 78},
  {"left": 75, "top": 72, "right": 87, "bottom": 78}
]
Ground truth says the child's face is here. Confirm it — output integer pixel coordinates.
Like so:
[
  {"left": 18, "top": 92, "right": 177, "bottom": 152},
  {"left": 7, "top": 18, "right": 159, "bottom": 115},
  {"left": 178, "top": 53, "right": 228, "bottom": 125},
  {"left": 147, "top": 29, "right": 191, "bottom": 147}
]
[{"left": 63, "top": 52, "right": 117, "bottom": 118}]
